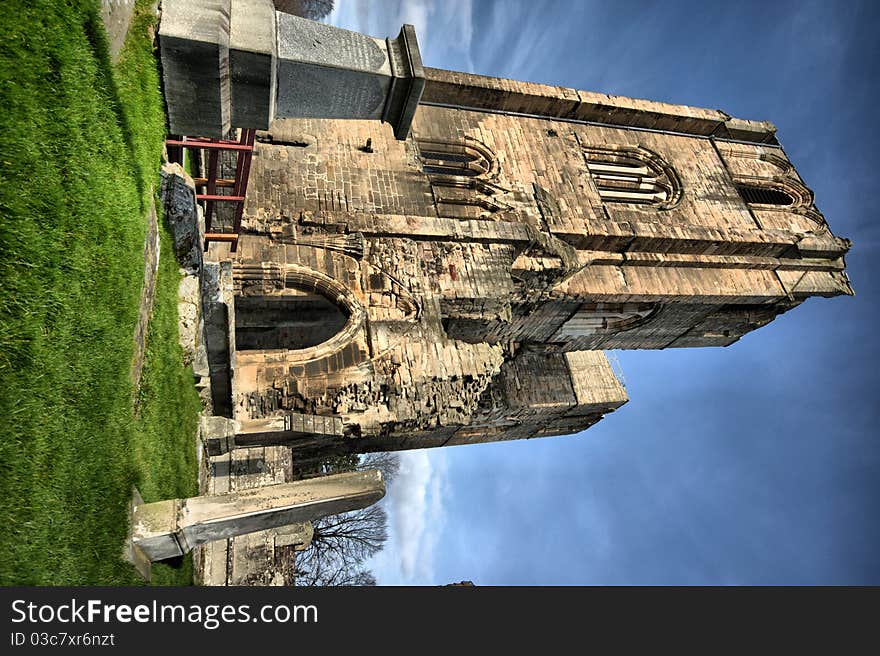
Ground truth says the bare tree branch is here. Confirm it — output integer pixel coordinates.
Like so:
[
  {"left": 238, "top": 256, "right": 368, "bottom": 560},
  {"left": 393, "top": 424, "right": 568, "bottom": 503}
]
[
  {"left": 293, "top": 502, "right": 388, "bottom": 586},
  {"left": 358, "top": 452, "right": 400, "bottom": 483}
]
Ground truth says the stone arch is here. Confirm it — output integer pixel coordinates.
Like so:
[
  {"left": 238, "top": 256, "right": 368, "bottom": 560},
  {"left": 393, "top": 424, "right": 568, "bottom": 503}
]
[
  {"left": 732, "top": 173, "right": 826, "bottom": 228},
  {"left": 235, "top": 265, "right": 366, "bottom": 364},
  {"left": 418, "top": 138, "right": 497, "bottom": 178},
  {"left": 734, "top": 174, "right": 813, "bottom": 208},
  {"left": 416, "top": 136, "right": 510, "bottom": 218},
  {"left": 583, "top": 144, "right": 683, "bottom": 210},
  {"left": 719, "top": 145, "right": 827, "bottom": 231}
]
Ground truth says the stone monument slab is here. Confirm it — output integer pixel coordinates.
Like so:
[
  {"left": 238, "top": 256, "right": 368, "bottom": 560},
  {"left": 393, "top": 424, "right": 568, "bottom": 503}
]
[
  {"left": 159, "top": 0, "right": 231, "bottom": 138},
  {"left": 275, "top": 12, "right": 392, "bottom": 120},
  {"left": 159, "top": 0, "right": 424, "bottom": 138},
  {"left": 127, "top": 470, "right": 385, "bottom": 567},
  {"left": 230, "top": 0, "right": 276, "bottom": 127}
]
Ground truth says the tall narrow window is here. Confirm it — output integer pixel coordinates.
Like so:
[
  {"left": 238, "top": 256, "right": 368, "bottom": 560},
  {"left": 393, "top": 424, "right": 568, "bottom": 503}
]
[
  {"left": 735, "top": 183, "right": 794, "bottom": 206},
  {"left": 583, "top": 146, "right": 681, "bottom": 208},
  {"left": 417, "top": 138, "right": 507, "bottom": 218}
]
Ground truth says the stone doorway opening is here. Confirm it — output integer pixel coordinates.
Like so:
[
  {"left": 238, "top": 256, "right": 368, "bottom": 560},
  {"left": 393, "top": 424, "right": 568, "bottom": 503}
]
[{"left": 235, "top": 289, "right": 350, "bottom": 351}]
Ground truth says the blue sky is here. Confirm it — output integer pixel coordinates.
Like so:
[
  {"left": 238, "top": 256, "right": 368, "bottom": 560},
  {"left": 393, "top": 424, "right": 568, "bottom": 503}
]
[{"left": 327, "top": 0, "right": 880, "bottom": 584}]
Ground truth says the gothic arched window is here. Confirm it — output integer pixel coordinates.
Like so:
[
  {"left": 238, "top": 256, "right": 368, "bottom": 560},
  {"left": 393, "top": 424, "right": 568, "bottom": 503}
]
[
  {"left": 419, "top": 144, "right": 490, "bottom": 178},
  {"left": 417, "top": 138, "right": 508, "bottom": 218},
  {"left": 735, "top": 184, "right": 795, "bottom": 206},
  {"left": 233, "top": 265, "right": 365, "bottom": 360},
  {"left": 583, "top": 145, "right": 681, "bottom": 209},
  {"left": 555, "top": 303, "right": 659, "bottom": 339},
  {"left": 718, "top": 144, "right": 826, "bottom": 230}
]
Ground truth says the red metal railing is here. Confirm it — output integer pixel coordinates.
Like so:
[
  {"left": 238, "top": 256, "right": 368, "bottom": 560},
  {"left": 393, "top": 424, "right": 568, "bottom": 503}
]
[{"left": 166, "top": 129, "right": 256, "bottom": 252}]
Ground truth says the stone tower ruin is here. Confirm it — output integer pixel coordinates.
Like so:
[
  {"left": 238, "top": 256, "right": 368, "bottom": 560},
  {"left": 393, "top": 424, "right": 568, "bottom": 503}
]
[{"left": 178, "top": 7, "right": 852, "bottom": 466}]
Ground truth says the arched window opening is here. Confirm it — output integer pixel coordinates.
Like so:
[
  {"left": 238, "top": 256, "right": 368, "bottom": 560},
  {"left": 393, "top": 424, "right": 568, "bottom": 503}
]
[
  {"left": 736, "top": 184, "right": 794, "bottom": 206},
  {"left": 584, "top": 146, "right": 680, "bottom": 208},
  {"left": 420, "top": 149, "right": 486, "bottom": 177},
  {"left": 557, "top": 303, "right": 659, "bottom": 338},
  {"left": 417, "top": 138, "right": 504, "bottom": 218},
  {"left": 235, "top": 288, "right": 350, "bottom": 351}
]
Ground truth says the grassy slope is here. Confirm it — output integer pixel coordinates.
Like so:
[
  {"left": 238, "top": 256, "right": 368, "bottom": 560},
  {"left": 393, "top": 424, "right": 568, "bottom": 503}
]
[{"left": 0, "top": 0, "right": 200, "bottom": 585}]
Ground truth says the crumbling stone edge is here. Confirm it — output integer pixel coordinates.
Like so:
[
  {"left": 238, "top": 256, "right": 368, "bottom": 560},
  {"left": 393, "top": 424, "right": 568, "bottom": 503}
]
[{"left": 158, "top": 161, "right": 214, "bottom": 584}]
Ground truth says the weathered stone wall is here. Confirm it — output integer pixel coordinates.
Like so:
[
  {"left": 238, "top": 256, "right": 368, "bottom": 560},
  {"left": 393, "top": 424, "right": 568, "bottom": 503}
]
[
  {"left": 211, "top": 67, "right": 851, "bottom": 456},
  {"left": 420, "top": 67, "right": 779, "bottom": 142},
  {"left": 199, "top": 440, "right": 298, "bottom": 585},
  {"left": 245, "top": 121, "right": 433, "bottom": 218}
]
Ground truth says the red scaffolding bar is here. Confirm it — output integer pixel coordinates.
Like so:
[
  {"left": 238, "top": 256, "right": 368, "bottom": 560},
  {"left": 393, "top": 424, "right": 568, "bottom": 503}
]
[{"left": 166, "top": 129, "right": 256, "bottom": 252}]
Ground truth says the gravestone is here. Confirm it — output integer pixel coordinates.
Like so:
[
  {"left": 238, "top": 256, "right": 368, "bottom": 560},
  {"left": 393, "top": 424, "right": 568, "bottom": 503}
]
[
  {"left": 125, "top": 469, "right": 384, "bottom": 579},
  {"left": 158, "top": 0, "right": 232, "bottom": 138},
  {"left": 158, "top": 0, "right": 424, "bottom": 139}
]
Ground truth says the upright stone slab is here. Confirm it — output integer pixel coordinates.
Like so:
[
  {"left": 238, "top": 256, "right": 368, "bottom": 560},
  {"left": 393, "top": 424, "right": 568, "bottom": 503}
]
[
  {"left": 273, "top": 521, "right": 313, "bottom": 551},
  {"left": 200, "top": 260, "right": 235, "bottom": 416},
  {"left": 159, "top": 0, "right": 231, "bottom": 138},
  {"left": 229, "top": 0, "right": 276, "bottom": 128},
  {"left": 159, "top": 162, "right": 203, "bottom": 272},
  {"left": 274, "top": 14, "right": 424, "bottom": 139},
  {"left": 129, "top": 469, "right": 385, "bottom": 565},
  {"left": 158, "top": 0, "right": 424, "bottom": 139}
]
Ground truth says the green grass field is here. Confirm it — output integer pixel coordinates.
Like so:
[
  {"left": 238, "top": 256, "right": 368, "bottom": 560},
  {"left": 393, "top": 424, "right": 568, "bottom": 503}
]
[{"left": 0, "top": 0, "right": 201, "bottom": 585}]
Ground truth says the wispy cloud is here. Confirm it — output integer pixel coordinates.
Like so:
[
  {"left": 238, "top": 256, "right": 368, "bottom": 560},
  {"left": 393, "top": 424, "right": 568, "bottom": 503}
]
[
  {"left": 317, "top": 0, "right": 880, "bottom": 585},
  {"left": 368, "top": 449, "right": 448, "bottom": 584},
  {"left": 474, "top": 1, "right": 565, "bottom": 82},
  {"left": 327, "top": 0, "right": 476, "bottom": 72}
]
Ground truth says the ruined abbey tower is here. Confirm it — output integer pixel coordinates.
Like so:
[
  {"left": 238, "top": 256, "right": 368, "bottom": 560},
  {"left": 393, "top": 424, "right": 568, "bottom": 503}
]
[{"left": 173, "top": 8, "right": 852, "bottom": 464}]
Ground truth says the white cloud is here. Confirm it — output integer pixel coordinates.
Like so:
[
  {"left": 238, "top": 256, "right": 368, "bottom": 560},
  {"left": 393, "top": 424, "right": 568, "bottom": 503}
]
[
  {"left": 367, "top": 449, "right": 448, "bottom": 584},
  {"left": 327, "top": 0, "right": 476, "bottom": 72}
]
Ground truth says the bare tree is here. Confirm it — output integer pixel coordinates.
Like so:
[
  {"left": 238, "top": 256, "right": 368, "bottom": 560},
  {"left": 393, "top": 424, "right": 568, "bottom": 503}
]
[
  {"left": 297, "top": 567, "right": 377, "bottom": 587},
  {"left": 358, "top": 451, "right": 400, "bottom": 484},
  {"left": 294, "top": 503, "right": 387, "bottom": 586},
  {"left": 299, "top": 451, "right": 400, "bottom": 482},
  {"left": 291, "top": 452, "right": 399, "bottom": 585},
  {"left": 299, "top": 453, "right": 359, "bottom": 479}
]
